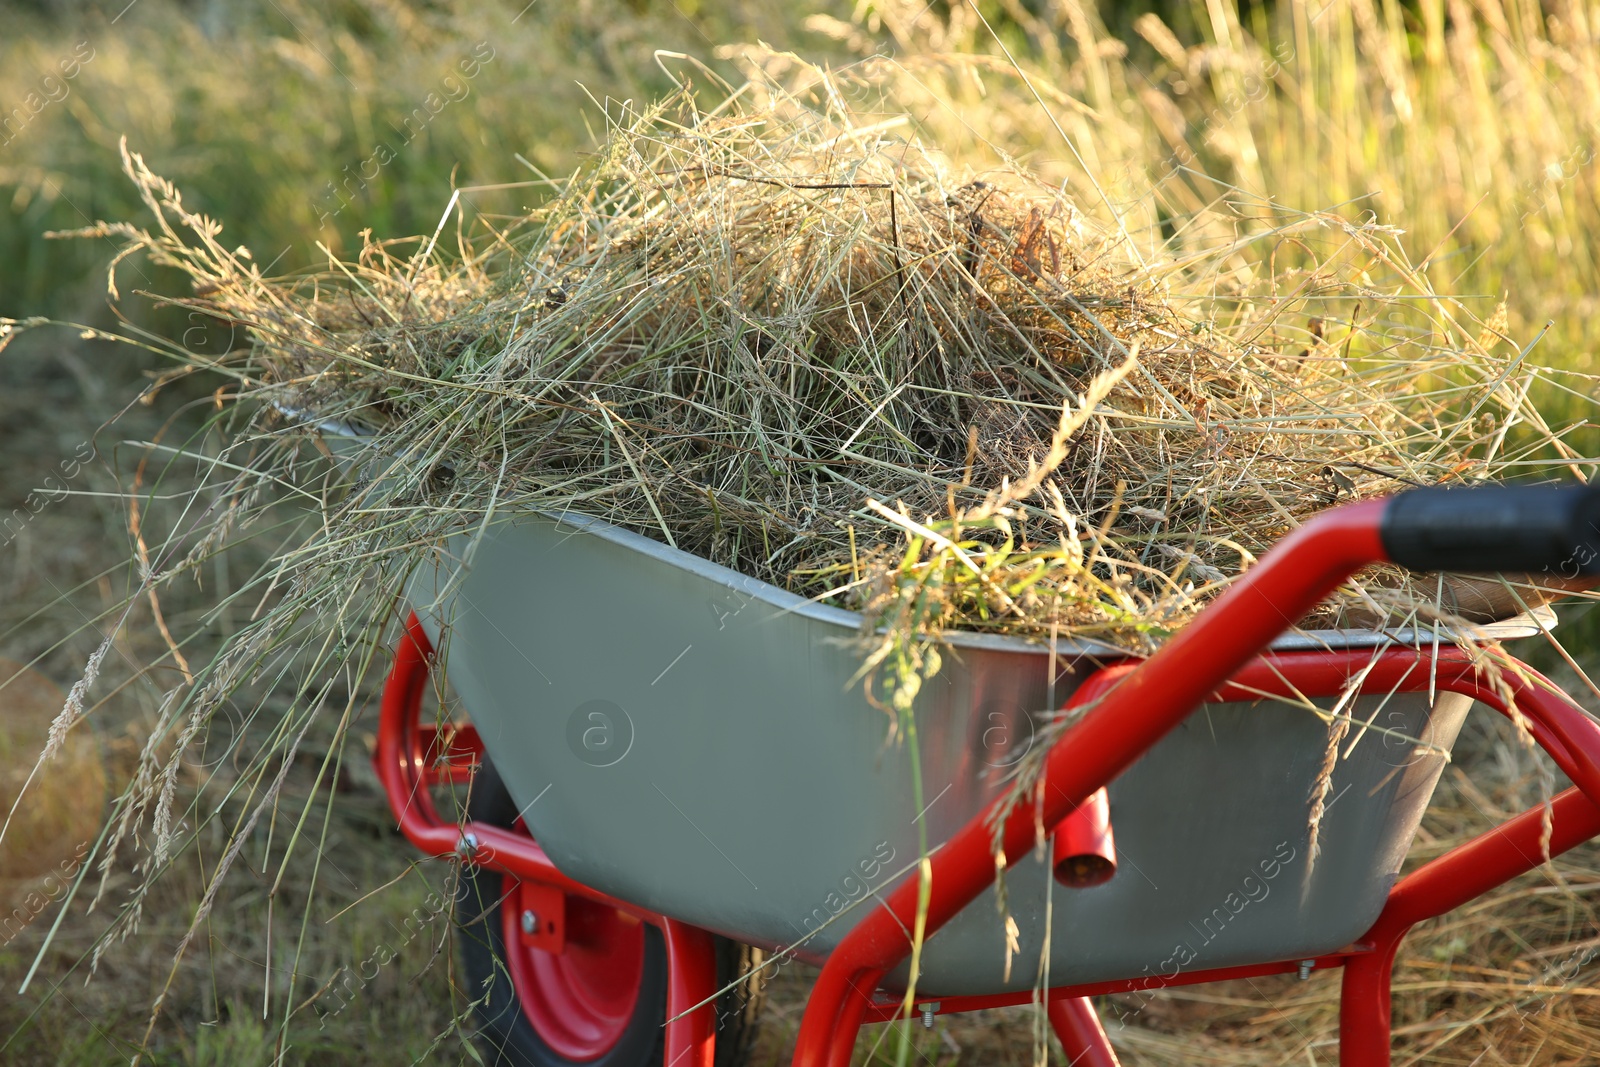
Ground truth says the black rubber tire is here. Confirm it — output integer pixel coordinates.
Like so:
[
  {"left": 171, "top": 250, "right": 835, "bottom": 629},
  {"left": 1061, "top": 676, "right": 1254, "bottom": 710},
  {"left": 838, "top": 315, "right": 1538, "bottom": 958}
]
[{"left": 455, "top": 758, "right": 764, "bottom": 1066}]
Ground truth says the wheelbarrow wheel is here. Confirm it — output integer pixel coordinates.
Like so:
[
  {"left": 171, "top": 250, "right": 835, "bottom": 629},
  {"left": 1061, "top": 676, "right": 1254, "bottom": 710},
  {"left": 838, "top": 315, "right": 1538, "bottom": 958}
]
[{"left": 455, "top": 757, "right": 765, "bottom": 1066}]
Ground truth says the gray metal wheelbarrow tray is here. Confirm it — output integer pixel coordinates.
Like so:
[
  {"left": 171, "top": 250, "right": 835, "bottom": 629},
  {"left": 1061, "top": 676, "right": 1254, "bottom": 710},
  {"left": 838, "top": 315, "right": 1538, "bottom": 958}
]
[{"left": 404, "top": 509, "right": 1547, "bottom": 998}]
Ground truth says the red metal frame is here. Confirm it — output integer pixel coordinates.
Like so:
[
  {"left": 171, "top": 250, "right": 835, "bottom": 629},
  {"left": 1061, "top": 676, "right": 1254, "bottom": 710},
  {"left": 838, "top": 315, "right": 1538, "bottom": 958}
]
[
  {"left": 374, "top": 497, "right": 1600, "bottom": 1066},
  {"left": 792, "top": 500, "right": 1600, "bottom": 1066},
  {"left": 1049, "top": 996, "right": 1119, "bottom": 1067}
]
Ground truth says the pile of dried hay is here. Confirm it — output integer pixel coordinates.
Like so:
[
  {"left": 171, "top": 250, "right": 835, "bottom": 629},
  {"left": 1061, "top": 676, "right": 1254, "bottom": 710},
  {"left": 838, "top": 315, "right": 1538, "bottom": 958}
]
[{"left": 61, "top": 82, "right": 1589, "bottom": 675}]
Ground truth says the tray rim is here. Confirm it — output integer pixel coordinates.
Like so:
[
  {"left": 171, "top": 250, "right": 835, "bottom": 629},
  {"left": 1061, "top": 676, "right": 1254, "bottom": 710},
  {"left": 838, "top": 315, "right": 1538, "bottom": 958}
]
[{"left": 486, "top": 506, "right": 1558, "bottom": 656}]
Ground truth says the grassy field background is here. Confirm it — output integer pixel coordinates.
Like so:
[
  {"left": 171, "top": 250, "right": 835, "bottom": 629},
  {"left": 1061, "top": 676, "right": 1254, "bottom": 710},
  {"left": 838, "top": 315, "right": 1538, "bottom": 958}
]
[{"left": 5, "top": 0, "right": 1600, "bottom": 1063}]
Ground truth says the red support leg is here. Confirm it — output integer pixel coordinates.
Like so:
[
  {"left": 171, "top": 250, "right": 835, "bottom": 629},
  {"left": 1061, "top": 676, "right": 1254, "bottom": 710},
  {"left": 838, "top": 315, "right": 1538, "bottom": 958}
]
[
  {"left": 1337, "top": 786, "right": 1600, "bottom": 1065},
  {"left": 823, "top": 978, "right": 877, "bottom": 1067},
  {"left": 1339, "top": 938, "right": 1402, "bottom": 1067},
  {"left": 660, "top": 920, "right": 718, "bottom": 1067},
  {"left": 1048, "top": 997, "right": 1120, "bottom": 1067}
]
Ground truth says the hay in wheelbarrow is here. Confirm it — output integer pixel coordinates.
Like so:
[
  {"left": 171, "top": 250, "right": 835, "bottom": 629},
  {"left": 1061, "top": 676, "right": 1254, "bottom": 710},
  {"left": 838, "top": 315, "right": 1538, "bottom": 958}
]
[
  {"left": 16, "top": 73, "right": 1598, "bottom": 1049},
  {"left": 59, "top": 82, "right": 1591, "bottom": 671}
]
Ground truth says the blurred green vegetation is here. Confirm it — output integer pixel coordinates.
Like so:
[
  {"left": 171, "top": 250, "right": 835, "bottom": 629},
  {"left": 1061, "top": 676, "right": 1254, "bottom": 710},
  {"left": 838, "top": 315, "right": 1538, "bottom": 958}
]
[{"left": 0, "top": 0, "right": 833, "bottom": 322}]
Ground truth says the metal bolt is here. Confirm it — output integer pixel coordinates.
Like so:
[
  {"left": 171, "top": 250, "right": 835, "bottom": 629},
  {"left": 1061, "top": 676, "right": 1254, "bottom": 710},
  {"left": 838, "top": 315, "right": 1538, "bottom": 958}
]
[
  {"left": 520, "top": 910, "right": 538, "bottom": 935},
  {"left": 1297, "top": 959, "right": 1314, "bottom": 980},
  {"left": 457, "top": 831, "right": 480, "bottom": 858},
  {"left": 920, "top": 1002, "right": 940, "bottom": 1029}
]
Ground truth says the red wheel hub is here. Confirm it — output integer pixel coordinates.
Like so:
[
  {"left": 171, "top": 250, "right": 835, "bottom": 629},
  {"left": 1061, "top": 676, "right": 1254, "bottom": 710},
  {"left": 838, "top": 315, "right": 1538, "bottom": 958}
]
[{"left": 501, "top": 873, "right": 646, "bottom": 1060}]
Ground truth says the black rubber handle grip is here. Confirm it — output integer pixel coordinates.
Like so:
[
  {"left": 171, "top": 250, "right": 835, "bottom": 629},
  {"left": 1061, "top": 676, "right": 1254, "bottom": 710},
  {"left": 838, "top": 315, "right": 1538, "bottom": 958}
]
[{"left": 1381, "top": 483, "right": 1600, "bottom": 575}]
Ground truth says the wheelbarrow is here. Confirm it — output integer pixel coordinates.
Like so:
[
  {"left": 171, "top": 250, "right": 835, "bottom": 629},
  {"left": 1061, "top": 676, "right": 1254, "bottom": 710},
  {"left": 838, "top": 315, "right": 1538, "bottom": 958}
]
[{"left": 372, "top": 482, "right": 1600, "bottom": 1066}]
